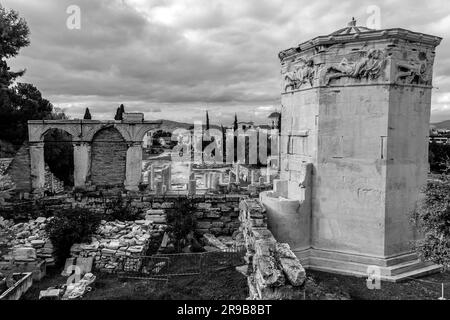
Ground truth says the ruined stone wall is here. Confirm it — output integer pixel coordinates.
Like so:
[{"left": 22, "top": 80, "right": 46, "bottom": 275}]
[
  {"left": 91, "top": 127, "right": 127, "bottom": 186},
  {"left": 5, "top": 144, "right": 31, "bottom": 192},
  {"left": 239, "top": 198, "right": 306, "bottom": 300},
  {"left": 0, "top": 192, "right": 243, "bottom": 236}
]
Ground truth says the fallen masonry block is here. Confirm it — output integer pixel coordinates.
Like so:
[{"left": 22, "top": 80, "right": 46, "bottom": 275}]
[
  {"left": 76, "top": 257, "right": 94, "bottom": 275},
  {"left": 61, "top": 258, "right": 76, "bottom": 276},
  {"left": 235, "top": 264, "right": 249, "bottom": 276},
  {"left": 203, "top": 233, "right": 228, "bottom": 251},
  {"left": 101, "top": 249, "right": 117, "bottom": 255},
  {"left": 30, "top": 240, "right": 46, "bottom": 248},
  {"left": 274, "top": 243, "right": 297, "bottom": 259},
  {"left": 254, "top": 255, "right": 285, "bottom": 287},
  {"left": 35, "top": 217, "right": 47, "bottom": 224},
  {"left": 12, "top": 247, "right": 37, "bottom": 261},
  {"left": 146, "top": 209, "right": 165, "bottom": 215},
  {"left": 145, "top": 215, "right": 166, "bottom": 224},
  {"left": 254, "top": 239, "right": 276, "bottom": 257},
  {"left": 278, "top": 257, "right": 306, "bottom": 287},
  {"left": 203, "top": 246, "right": 221, "bottom": 252},
  {"left": 39, "top": 288, "right": 62, "bottom": 300}
]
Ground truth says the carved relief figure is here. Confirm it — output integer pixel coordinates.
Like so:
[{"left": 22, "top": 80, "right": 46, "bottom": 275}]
[
  {"left": 395, "top": 52, "right": 432, "bottom": 85},
  {"left": 283, "top": 58, "right": 315, "bottom": 92},
  {"left": 324, "top": 48, "right": 387, "bottom": 85}
]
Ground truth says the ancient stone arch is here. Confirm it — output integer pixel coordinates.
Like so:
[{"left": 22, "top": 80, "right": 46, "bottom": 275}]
[{"left": 27, "top": 117, "right": 161, "bottom": 191}]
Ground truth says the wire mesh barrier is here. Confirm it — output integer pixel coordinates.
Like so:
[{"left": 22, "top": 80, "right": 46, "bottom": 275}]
[{"left": 117, "top": 245, "right": 246, "bottom": 280}]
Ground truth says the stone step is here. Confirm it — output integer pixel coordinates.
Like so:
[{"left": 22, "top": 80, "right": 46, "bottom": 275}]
[
  {"left": 389, "top": 264, "right": 443, "bottom": 282},
  {"left": 388, "top": 259, "right": 429, "bottom": 276},
  {"left": 307, "top": 256, "right": 442, "bottom": 282}
]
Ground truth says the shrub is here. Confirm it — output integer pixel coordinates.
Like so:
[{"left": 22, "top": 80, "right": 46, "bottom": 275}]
[
  {"left": 429, "top": 142, "right": 450, "bottom": 174},
  {"left": 45, "top": 208, "right": 102, "bottom": 265},
  {"left": 412, "top": 175, "right": 450, "bottom": 270},
  {"left": 167, "top": 198, "right": 197, "bottom": 252},
  {"left": 105, "top": 196, "right": 141, "bottom": 221}
]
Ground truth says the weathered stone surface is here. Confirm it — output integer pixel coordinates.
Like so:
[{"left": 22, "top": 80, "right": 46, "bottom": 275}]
[
  {"left": 239, "top": 197, "right": 306, "bottom": 300},
  {"left": 12, "top": 247, "right": 37, "bottom": 261},
  {"left": 254, "top": 255, "right": 285, "bottom": 287},
  {"left": 203, "top": 233, "right": 228, "bottom": 251},
  {"left": 196, "top": 221, "right": 212, "bottom": 229},
  {"left": 275, "top": 243, "right": 297, "bottom": 259},
  {"left": 91, "top": 127, "right": 127, "bottom": 186},
  {"left": 278, "top": 258, "right": 305, "bottom": 286}
]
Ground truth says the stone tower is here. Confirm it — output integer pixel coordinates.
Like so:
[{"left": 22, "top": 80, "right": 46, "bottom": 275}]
[{"left": 263, "top": 19, "right": 442, "bottom": 280}]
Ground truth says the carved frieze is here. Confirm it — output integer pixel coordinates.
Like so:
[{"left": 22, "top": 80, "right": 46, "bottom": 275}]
[
  {"left": 324, "top": 48, "right": 387, "bottom": 85},
  {"left": 394, "top": 51, "right": 433, "bottom": 86},
  {"left": 282, "top": 58, "right": 316, "bottom": 92}
]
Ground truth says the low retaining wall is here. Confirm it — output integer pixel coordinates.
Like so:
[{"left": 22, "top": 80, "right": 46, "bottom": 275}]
[
  {"left": 239, "top": 198, "right": 306, "bottom": 300},
  {"left": 0, "top": 192, "right": 245, "bottom": 236}
]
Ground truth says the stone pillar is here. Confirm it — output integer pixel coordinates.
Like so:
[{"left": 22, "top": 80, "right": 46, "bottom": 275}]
[
  {"left": 150, "top": 164, "right": 155, "bottom": 190},
  {"left": 188, "top": 179, "right": 196, "bottom": 195},
  {"left": 250, "top": 170, "right": 256, "bottom": 185},
  {"left": 203, "top": 173, "right": 209, "bottom": 189},
  {"left": 155, "top": 181, "right": 163, "bottom": 195},
  {"left": 29, "top": 142, "right": 45, "bottom": 192},
  {"left": 235, "top": 163, "right": 240, "bottom": 185},
  {"left": 167, "top": 165, "right": 172, "bottom": 190},
  {"left": 162, "top": 166, "right": 171, "bottom": 191},
  {"left": 211, "top": 173, "right": 220, "bottom": 190},
  {"left": 125, "top": 142, "right": 143, "bottom": 191},
  {"left": 226, "top": 129, "right": 235, "bottom": 164},
  {"left": 73, "top": 142, "right": 91, "bottom": 189},
  {"left": 208, "top": 173, "right": 214, "bottom": 190},
  {"left": 188, "top": 164, "right": 195, "bottom": 181}
]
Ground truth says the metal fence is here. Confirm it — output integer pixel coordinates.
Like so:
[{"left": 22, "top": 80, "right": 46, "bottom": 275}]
[{"left": 118, "top": 245, "right": 246, "bottom": 280}]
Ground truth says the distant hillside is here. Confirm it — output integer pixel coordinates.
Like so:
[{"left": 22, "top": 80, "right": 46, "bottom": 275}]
[
  {"left": 157, "top": 119, "right": 221, "bottom": 131},
  {"left": 158, "top": 119, "right": 193, "bottom": 131},
  {"left": 431, "top": 120, "right": 450, "bottom": 129}
]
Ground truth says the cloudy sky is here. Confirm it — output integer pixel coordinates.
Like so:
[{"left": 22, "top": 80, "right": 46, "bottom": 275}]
[{"left": 3, "top": 0, "right": 450, "bottom": 124}]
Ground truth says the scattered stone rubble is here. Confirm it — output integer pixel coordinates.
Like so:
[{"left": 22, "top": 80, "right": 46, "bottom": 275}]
[
  {"left": 0, "top": 216, "right": 54, "bottom": 281},
  {"left": 70, "top": 209, "right": 168, "bottom": 273},
  {"left": 239, "top": 198, "right": 306, "bottom": 300},
  {"left": 0, "top": 217, "right": 55, "bottom": 265}
]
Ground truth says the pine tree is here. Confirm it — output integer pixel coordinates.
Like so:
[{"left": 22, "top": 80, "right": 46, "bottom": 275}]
[
  {"left": 233, "top": 113, "right": 238, "bottom": 162},
  {"left": 114, "top": 104, "right": 125, "bottom": 120},
  {"left": 83, "top": 107, "right": 92, "bottom": 120},
  {"left": 277, "top": 112, "right": 282, "bottom": 132},
  {"left": 221, "top": 125, "right": 226, "bottom": 163}
]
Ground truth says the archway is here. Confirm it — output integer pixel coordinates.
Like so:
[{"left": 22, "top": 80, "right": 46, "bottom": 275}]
[
  {"left": 91, "top": 127, "right": 127, "bottom": 186},
  {"left": 43, "top": 128, "right": 74, "bottom": 189}
]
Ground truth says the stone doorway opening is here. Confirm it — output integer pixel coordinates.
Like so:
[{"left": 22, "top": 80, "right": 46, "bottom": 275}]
[{"left": 43, "top": 129, "right": 74, "bottom": 189}]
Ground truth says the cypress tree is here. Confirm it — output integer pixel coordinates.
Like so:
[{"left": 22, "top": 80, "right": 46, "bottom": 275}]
[
  {"left": 83, "top": 107, "right": 92, "bottom": 120},
  {"left": 206, "top": 110, "right": 210, "bottom": 131}
]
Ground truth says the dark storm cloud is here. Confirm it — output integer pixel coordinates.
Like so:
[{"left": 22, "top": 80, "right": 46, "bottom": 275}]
[{"left": 3, "top": 0, "right": 450, "bottom": 123}]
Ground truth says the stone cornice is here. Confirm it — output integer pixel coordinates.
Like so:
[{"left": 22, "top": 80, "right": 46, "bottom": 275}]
[
  {"left": 279, "top": 28, "right": 442, "bottom": 61},
  {"left": 27, "top": 120, "right": 163, "bottom": 125}
]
